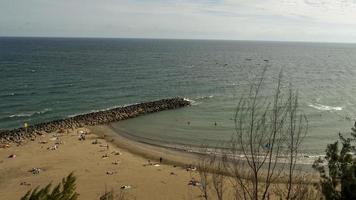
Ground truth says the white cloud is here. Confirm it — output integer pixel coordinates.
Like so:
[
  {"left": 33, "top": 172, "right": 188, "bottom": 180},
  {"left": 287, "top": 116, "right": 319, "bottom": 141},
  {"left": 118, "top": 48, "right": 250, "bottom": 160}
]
[{"left": 0, "top": 0, "right": 356, "bottom": 42}]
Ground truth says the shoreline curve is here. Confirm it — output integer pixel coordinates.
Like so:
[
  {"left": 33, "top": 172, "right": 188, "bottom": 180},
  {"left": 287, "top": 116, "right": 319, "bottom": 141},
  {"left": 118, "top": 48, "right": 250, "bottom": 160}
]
[{"left": 0, "top": 97, "right": 190, "bottom": 144}]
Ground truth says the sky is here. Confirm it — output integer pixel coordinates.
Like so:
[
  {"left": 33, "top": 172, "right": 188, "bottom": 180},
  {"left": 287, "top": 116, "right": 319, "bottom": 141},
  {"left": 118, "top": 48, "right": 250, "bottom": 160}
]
[{"left": 1, "top": 0, "right": 356, "bottom": 43}]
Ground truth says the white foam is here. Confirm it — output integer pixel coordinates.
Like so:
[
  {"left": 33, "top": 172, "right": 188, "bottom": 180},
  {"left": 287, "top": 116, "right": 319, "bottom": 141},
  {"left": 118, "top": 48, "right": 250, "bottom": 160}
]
[
  {"left": 36, "top": 108, "right": 52, "bottom": 114},
  {"left": 309, "top": 103, "right": 343, "bottom": 111},
  {"left": 9, "top": 113, "right": 33, "bottom": 118},
  {"left": 183, "top": 98, "right": 199, "bottom": 105},
  {"left": 194, "top": 95, "right": 214, "bottom": 100},
  {"left": 9, "top": 108, "right": 52, "bottom": 118}
]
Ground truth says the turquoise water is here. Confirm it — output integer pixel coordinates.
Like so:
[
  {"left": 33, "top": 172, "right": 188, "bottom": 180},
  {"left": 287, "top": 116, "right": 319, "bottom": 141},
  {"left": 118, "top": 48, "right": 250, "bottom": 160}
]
[{"left": 1, "top": 37, "right": 356, "bottom": 153}]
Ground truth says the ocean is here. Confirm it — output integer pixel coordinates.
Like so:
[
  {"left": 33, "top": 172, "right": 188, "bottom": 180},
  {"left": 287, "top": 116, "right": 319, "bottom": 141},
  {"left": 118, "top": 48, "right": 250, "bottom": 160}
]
[{"left": 1, "top": 37, "right": 356, "bottom": 154}]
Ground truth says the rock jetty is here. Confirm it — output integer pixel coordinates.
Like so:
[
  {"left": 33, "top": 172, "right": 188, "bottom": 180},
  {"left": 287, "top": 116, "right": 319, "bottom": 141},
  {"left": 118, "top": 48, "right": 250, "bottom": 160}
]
[{"left": 0, "top": 97, "right": 190, "bottom": 144}]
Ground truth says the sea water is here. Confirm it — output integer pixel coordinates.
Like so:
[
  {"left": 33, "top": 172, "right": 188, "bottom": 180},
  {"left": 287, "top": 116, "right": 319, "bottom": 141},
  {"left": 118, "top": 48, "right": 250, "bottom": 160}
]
[{"left": 1, "top": 37, "right": 356, "bottom": 154}]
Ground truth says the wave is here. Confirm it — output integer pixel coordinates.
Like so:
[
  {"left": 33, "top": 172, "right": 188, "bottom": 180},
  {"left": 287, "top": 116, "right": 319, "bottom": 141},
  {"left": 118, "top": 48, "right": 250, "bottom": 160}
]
[
  {"left": 0, "top": 92, "right": 16, "bottom": 98},
  {"left": 183, "top": 95, "right": 215, "bottom": 106},
  {"left": 67, "top": 113, "right": 85, "bottom": 118},
  {"left": 227, "top": 83, "right": 238, "bottom": 86},
  {"left": 308, "top": 103, "right": 343, "bottom": 111},
  {"left": 183, "top": 97, "right": 197, "bottom": 105},
  {"left": 67, "top": 103, "right": 138, "bottom": 118},
  {"left": 9, "top": 108, "right": 52, "bottom": 118},
  {"left": 183, "top": 98, "right": 201, "bottom": 106},
  {"left": 9, "top": 113, "right": 33, "bottom": 118},
  {"left": 194, "top": 95, "right": 214, "bottom": 100},
  {"left": 0, "top": 91, "right": 38, "bottom": 98}
]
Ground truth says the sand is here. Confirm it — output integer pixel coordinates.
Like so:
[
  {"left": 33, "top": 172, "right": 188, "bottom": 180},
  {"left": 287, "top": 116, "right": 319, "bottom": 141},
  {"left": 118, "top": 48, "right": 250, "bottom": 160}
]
[{"left": 0, "top": 126, "right": 202, "bottom": 200}]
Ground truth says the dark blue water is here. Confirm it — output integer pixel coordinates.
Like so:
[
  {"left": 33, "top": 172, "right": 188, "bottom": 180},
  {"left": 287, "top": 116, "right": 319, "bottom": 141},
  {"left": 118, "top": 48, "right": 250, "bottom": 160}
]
[{"left": 1, "top": 37, "right": 356, "bottom": 154}]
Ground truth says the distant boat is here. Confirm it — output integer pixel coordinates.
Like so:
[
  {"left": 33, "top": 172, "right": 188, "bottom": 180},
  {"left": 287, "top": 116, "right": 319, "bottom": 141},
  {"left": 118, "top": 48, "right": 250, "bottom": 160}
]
[{"left": 245, "top": 58, "right": 252, "bottom": 61}]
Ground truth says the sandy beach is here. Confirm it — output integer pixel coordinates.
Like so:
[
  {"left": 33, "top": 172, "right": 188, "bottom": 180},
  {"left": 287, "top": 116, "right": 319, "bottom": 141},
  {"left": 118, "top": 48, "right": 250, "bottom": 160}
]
[{"left": 0, "top": 126, "right": 203, "bottom": 200}]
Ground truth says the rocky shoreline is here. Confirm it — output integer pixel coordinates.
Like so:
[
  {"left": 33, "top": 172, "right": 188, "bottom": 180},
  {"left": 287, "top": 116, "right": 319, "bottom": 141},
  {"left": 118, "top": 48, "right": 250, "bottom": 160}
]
[{"left": 0, "top": 97, "right": 190, "bottom": 144}]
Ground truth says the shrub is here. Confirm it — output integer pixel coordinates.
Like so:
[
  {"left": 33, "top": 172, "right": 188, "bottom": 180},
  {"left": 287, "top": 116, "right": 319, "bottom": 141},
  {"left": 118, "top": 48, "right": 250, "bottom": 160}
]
[
  {"left": 313, "top": 123, "right": 356, "bottom": 200},
  {"left": 21, "top": 172, "right": 79, "bottom": 200}
]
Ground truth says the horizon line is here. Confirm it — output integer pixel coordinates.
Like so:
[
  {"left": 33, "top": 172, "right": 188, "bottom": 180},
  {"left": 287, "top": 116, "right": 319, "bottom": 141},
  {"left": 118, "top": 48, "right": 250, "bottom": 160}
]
[{"left": 1, "top": 35, "right": 356, "bottom": 45}]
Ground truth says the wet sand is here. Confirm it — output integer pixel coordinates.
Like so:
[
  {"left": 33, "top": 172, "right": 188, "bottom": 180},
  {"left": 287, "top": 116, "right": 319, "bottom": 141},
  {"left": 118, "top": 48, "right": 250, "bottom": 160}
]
[{"left": 0, "top": 126, "right": 202, "bottom": 200}]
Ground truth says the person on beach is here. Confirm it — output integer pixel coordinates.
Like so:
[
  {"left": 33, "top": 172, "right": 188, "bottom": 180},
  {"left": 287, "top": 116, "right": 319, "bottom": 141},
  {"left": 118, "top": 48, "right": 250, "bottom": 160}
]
[
  {"left": 79, "top": 133, "right": 86, "bottom": 141},
  {"left": 159, "top": 157, "right": 163, "bottom": 163}
]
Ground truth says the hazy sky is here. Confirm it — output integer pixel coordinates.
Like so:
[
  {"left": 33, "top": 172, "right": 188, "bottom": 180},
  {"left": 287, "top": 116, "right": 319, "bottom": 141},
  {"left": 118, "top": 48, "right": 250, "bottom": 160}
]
[{"left": 1, "top": 0, "right": 356, "bottom": 42}]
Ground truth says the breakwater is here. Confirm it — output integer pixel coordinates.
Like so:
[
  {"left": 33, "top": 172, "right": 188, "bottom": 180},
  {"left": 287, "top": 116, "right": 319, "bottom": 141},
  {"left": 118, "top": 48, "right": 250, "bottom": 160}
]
[{"left": 0, "top": 97, "right": 190, "bottom": 144}]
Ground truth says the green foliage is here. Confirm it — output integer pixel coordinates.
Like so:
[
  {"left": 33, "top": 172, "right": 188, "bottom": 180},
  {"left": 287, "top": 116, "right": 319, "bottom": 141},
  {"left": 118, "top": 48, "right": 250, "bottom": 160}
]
[
  {"left": 21, "top": 172, "right": 79, "bottom": 200},
  {"left": 313, "top": 123, "right": 356, "bottom": 200}
]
